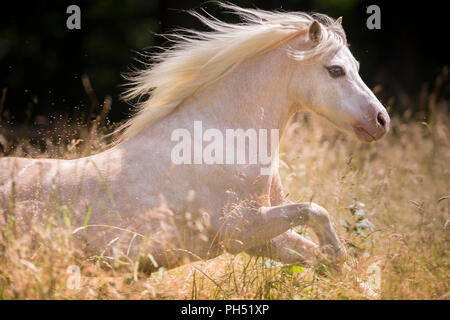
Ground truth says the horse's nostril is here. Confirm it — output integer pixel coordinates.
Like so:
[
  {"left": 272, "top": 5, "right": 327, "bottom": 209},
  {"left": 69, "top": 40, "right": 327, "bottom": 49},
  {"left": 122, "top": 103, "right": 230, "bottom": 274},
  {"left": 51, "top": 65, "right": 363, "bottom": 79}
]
[{"left": 377, "top": 112, "right": 386, "bottom": 128}]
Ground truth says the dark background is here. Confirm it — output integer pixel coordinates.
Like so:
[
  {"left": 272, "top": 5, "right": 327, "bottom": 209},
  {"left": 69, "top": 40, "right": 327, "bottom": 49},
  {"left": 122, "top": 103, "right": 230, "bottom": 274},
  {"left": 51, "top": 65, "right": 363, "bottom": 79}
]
[{"left": 0, "top": 0, "right": 448, "bottom": 128}]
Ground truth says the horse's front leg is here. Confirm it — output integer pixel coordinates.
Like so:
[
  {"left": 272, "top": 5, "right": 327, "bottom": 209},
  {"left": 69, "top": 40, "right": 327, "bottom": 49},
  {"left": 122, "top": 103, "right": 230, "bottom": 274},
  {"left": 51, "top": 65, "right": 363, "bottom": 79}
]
[
  {"left": 241, "top": 202, "right": 345, "bottom": 263},
  {"left": 216, "top": 201, "right": 344, "bottom": 260},
  {"left": 245, "top": 172, "right": 346, "bottom": 265},
  {"left": 246, "top": 229, "right": 320, "bottom": 264}
]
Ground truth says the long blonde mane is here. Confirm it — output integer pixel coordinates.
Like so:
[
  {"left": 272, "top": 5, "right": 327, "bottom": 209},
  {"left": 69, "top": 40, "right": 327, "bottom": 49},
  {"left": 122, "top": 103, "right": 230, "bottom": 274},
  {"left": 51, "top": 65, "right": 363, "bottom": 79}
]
[{"left": 114, "top": 3, "right": 346, "bottom": 144}]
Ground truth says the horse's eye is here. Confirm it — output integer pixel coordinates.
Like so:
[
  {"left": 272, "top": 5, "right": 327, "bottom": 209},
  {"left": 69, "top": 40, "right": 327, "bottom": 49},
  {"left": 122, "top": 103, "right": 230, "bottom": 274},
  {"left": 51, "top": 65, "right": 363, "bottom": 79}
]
[{"left": 325, "top": 65, "right": 346, "bottom": 78}]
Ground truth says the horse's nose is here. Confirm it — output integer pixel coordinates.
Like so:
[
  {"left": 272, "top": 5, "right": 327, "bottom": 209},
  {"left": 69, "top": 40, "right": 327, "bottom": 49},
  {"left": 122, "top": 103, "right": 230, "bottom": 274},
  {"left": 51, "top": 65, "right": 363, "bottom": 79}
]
[
  {"left": 376, "top": 112, "right": 387, "bottom": 129},
  {"left": 373, "top": 109, "right": 390, "bottom": 139}
]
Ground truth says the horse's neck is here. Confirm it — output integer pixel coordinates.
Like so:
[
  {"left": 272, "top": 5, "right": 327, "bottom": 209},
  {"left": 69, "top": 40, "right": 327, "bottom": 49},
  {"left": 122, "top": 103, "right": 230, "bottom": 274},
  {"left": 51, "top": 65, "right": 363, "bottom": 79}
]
[
  {"left": 184, "top": 46, "right": 296, "bottom": 132},
  {"left": 120, "top": 44, "right": 297, "bottom": 156}
]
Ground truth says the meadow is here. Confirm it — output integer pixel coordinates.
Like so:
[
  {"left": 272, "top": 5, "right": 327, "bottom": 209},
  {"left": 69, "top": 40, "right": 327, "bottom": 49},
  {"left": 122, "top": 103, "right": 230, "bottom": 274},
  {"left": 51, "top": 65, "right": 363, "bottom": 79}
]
[{"left": 0, "top": 81, "right": 448, "bottom": 300}]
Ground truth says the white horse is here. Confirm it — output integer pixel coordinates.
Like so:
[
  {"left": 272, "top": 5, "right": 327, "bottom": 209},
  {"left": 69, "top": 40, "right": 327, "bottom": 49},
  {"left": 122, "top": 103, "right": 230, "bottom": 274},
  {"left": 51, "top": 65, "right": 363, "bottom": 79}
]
[{"left": 0, "top": 5, "right": 389, "bottom": 272}]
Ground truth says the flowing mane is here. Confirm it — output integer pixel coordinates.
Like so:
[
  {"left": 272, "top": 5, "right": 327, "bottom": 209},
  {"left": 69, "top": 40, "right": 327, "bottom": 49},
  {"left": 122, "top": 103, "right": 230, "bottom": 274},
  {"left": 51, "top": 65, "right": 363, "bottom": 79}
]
[{"left": 114, "top": 3, "right": 347, "bottom": 144}]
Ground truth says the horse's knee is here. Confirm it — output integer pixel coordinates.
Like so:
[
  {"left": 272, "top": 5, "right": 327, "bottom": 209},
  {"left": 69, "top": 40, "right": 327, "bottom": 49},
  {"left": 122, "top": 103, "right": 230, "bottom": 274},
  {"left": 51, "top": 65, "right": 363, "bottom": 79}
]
[{"left": 305, "top": 203, "right": 331, "bottom": 226}]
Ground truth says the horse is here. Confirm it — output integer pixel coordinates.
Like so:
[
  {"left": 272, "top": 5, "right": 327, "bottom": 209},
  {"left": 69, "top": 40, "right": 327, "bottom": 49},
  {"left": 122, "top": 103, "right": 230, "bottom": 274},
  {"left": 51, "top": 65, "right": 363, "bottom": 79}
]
[{"left": 0, "top": 4, "right": 390, "bottom": 272}]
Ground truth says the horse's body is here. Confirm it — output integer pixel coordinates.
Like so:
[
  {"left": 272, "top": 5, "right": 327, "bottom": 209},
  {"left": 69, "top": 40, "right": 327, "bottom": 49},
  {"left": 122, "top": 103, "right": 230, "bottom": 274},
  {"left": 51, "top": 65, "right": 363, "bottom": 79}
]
[{"left": 0, "top": 5, "right": 389, "bottom": 271}]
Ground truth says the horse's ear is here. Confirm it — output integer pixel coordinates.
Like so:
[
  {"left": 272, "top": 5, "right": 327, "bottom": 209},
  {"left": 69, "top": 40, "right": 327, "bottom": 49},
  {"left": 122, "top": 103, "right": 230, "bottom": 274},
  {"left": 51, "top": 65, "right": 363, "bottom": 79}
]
[
  {"left": 308, "top": 20, "right": 322, "bottom": 44},
  {"left": 336, "top": 16, "right": 343, "bottom": 24}
]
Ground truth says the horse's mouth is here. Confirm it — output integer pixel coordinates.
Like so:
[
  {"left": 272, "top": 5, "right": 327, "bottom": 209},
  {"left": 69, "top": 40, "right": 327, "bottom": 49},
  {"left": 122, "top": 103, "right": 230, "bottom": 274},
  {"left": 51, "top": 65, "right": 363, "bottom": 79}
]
[{"left": 353, "top": 125, "right": 375, "bottom": 142}]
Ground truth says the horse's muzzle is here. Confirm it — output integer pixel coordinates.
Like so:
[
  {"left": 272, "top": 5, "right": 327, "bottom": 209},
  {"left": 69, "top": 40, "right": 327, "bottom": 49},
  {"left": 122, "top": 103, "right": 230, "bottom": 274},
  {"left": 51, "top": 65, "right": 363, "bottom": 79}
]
[{"left": 353, "top": 108, "right": 390, "bottom": 142}]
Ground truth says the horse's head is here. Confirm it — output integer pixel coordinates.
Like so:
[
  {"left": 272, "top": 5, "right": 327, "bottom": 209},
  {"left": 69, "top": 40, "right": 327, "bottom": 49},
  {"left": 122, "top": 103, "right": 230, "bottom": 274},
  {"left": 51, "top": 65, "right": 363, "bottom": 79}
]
[{"left": 289, "top": 20, "right": 390, "bottom": 142}]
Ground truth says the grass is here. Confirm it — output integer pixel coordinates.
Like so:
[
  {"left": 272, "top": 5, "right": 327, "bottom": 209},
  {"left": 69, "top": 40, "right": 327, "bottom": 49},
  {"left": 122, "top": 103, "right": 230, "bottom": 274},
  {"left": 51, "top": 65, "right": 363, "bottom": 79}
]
[{"left": 0, "top": 93, "right": 449, "bottom": 300}]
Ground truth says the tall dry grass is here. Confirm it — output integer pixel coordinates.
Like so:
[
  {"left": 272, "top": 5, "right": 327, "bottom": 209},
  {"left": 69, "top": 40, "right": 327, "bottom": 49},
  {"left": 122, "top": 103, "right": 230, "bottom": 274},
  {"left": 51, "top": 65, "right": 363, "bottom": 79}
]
[{"left": 0, "top": 87, "right": 449, "bottom": 300}]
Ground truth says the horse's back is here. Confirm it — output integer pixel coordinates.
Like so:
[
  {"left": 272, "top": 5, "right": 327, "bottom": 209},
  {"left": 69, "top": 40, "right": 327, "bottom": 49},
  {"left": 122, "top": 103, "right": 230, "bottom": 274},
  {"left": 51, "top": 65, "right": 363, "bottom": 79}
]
[
  {"left": 0, "top": 157, "right": 58, "bottom": 198},
  {"left": 0, "top": 157, "right": 31, "bottom": 185}
]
